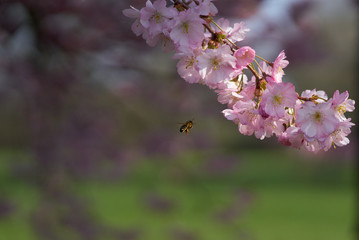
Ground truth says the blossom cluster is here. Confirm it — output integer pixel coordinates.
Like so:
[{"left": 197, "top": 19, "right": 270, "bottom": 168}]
[{"left": 123, "top": 0, "right": 355, "bottom": 153}]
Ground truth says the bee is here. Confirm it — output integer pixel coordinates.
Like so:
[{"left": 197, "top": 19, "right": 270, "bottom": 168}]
[{"left": 179, "top": 120, "right": 194, "bottom": 135}]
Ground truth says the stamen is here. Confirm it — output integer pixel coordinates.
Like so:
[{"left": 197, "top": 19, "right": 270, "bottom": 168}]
[
  {"left": 154, "top": 11, "right": 162, "bottom": 23},
  {"left": 212, "top": 58, "right": 219, "bottom": 70},
  {"left": 313, "top": 111, "right": 322, "bottom": 122},
  {"left": 182, "top": 22, "right": 189, "bottom": 34},
  {"left": 273, "top": 95, "right": 282, "bottom": 105},
  {"left": 185, "top": 57, "right": 194, "bottom": 69}
]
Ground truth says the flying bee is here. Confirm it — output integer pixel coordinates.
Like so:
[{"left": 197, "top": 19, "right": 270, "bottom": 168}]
[{"left": 179, "top": 120, "right": 194, "bottom": 135}]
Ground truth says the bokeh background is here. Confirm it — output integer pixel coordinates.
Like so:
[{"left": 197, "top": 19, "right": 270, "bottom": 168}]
[{"left": 0, "top": 0, "right": 358, "bottom": 239}]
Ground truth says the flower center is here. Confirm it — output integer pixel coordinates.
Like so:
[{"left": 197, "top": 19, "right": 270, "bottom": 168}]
[
  {"left": 277, "top": 66, "right": 283, "bottom": 74},
  {"left": 336, "top": 104, "right": 346, "bottom": 115},
  {"left": 242, "top": 50, "right": 251, "bottom": 59},
  {"left": 312, "top": 111, "right": 322, "bottom": 122},
  {"left": 273, "top": 95, "right": 282, "bottom": 105},
  {"left": 212, "top": 57, "right": 220, "bottom": 70},
  {"left": 153, "top": 11, "right": 162, "bottom": 23},
  {"left": 182, "top": 22, "right": 189, "bottom": 34},
  {"left": 185, "top": 57, "right": 195, "bottom": 69}
]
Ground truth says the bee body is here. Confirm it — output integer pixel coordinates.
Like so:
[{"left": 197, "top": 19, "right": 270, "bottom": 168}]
[{"left": 179, "top": 120, "right": 194, "bottom": 135}]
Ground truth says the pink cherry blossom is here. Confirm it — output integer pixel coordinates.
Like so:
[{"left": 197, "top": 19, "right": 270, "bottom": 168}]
[
  {"left": 303, "top": 139, "right": 321, "bottom": 153},
  {"left": 283, "top": 126, "right": 304, "bottom": 148},
  {"left": 140, "top": 0, "right": 178, "bottom": 37},
  {"left": 231, "top": 100, "right": 257, "bottom": 124},
  {"left": 278, "top": 126, "right": 298, "bottom": 147},
  {"left": 223, "top": 108, "right": 240, "bottom": 124},
  {"left": 254, "top": 116, "right": 280, "bottom": 140},
  {"left": 174, "top": 49, "right": 202, "bottom": 84},
  {"left": 280, "top": 126, "right": 323, "bottom": 153},
  {"left": 300, "top": 89, "right": 328, "bottom": 103},
  {"left": 332, "top": 90, "right": 355, "bottom": 121},
  {"left": 233, "top": 46, "right": 255, "bottom": 68},
  {"left": 229, "top": 100, "right": 272, "bottom": 140},
  {"left": 322, "top": 119, "right": 354, "bottom": 151},
  {"left": 259, "top": 61, "right": 281, "bottom": 83},
  {"left": 196, "top": 45, "right": 237, "bottom": 88},
  {"left": 237, "top": 77, "right": 256, "bottom": 101},
  {"left": 296, "top": 100, "right": 339, "bottom": 142},
  {"left": 215, "top": 74, "right": 248, "bottom": 106},
  {"left": 144, "top": 29, "right": 175, "bottom": 52},
  {"left": 238, "top": 124, "right": 255, "bottom": 136},
  {"left": 229, "top": 22, "right": 250, "bottom": 43},
  {"left": 280, "top": 126, "right": 318, "bottom": 150},
  {"left": 169, "top": 10, "right": 205, "bottom": 49},
  {"left": 122, "top": 6, "right": 146, "bottom": 37},
  {"left": 261, "top": 82, "right": 297, "bottom": 118},
  {"left": 190, "top": 0, "right": 218, "bottom": 16},
  {"left": 215, "top": 18, "right": 249, "bottom": 43},
  {"left": 271, "top": 50, "right": 289, "bottom": 82}
]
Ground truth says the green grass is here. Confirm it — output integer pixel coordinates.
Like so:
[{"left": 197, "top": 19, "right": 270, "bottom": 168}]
[
  {"left": 0, "top": 151, "right": 39, "bottom": 240},
  {"left": 244, "top": 187, "right": 354, "bottom": 240},
  {"left": 0, "top": 149, "right": 356, "bottom": 239}
]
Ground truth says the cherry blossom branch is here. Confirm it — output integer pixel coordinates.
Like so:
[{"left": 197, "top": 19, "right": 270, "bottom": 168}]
[
  {"left": 297, "top": 95, "right": 328, "bottom": 102},
  {"left": 247, "top": 64, "right": 261, "bottom": 81},
  {"left": 123, "top": 0, "right": 355, "bottom": 153},
  {"left": 203, "top": 23, "right": 215, "bottom": 35}
]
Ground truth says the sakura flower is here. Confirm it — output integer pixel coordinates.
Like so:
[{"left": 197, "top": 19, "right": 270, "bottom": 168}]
[
  {"left": 122, "top": 6, "right": 146, "bottom": 36},
  {"left": 174, "top": 48, "right": 202, "bottom": 83},
  {"left": 214, "top": 18, "right": 250, "bottom": 43},
  {"left": 258, "top": 51, "right": 289, "bottom": 83},
  {"left": 258, "top": 104, "right": 270, "bottom": 119},
  {"left": 222, "top": 108, "right": 240, "bottom": 124},
  {"left": 190, "top": 0, "right": 218, "bottom": 16},
  {"left": 252, "top": 116, "right": 278, "bottom": 140},
  {"left": 238, "top": 124, "right": 255, "bottom": 136},
  {"left": 261, "top": 82, "right": 297, "bottom": 118},
  {"left": 271, "top": 50, "right": 289, "bottom": 82},
  {"left": 296, "top": 101, "right": 339, "bottom": 142},
  {"left": 169, "top": 10, "right": 205, "bottom": 49},
  {"left": 322, "top": 119, "right": 354, "bottom": 151},
  {"left": 278, "top": 126, "right": 296, "bottom": 147},
  {"left": 216, "top": 81, "right": 240, "bottom": 105},
  {"left": 215, "top": 74, "right": 248, "bottom": 106},
  {"left": 300, "top": 89, "right": 328, "bottom": 103},
  {"left": 197, "top": 45, "right": 237, "bottom": 88},
  {"left": 226, "top": 100, "right": 263, "bottom": 138},
  {"left": 140, "top": 0, "right": 178, "bottom": 37},
  {"left": 230, "top": 100, "right": 268, "bottom": 139},
  {"left": 279, "top": 126, "right": 322, "bottom": 153},
  {"left": 271, "top": 115, "right": 291, "bottom": 136},
  {"left": 259, "top": 61, "right": 276, "bottom": 83},
  {"left": 233, "top": 46, "right": 255, "bottom": 68},
  {"left": 144, "top": 29, "right": 175, "bottom": 52},
  {"left": 229, "top": 100, "right": 257, "bottom": 124},
  {"left": 278, "top": 126, "right": 304, "bottom": 148},
  {"left": 303, "top": 139, "right": 321, "bottom": 153},
  {"left": 331, "top": 90, "right": 355, "bottom": 121},
  {"left": 237, "top": 77, "right": 256, "bottom": 101},
  {"left": 229, "top": 21, "right": 250, "bottom": 43},
  {"left": 277, "top": 133, "right": 292, "bottom": 146}
]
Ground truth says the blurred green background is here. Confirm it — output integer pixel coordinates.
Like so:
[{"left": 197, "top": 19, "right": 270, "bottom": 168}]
[{"left": 0, "top": 0, "right": 357, "bottom": 240}]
